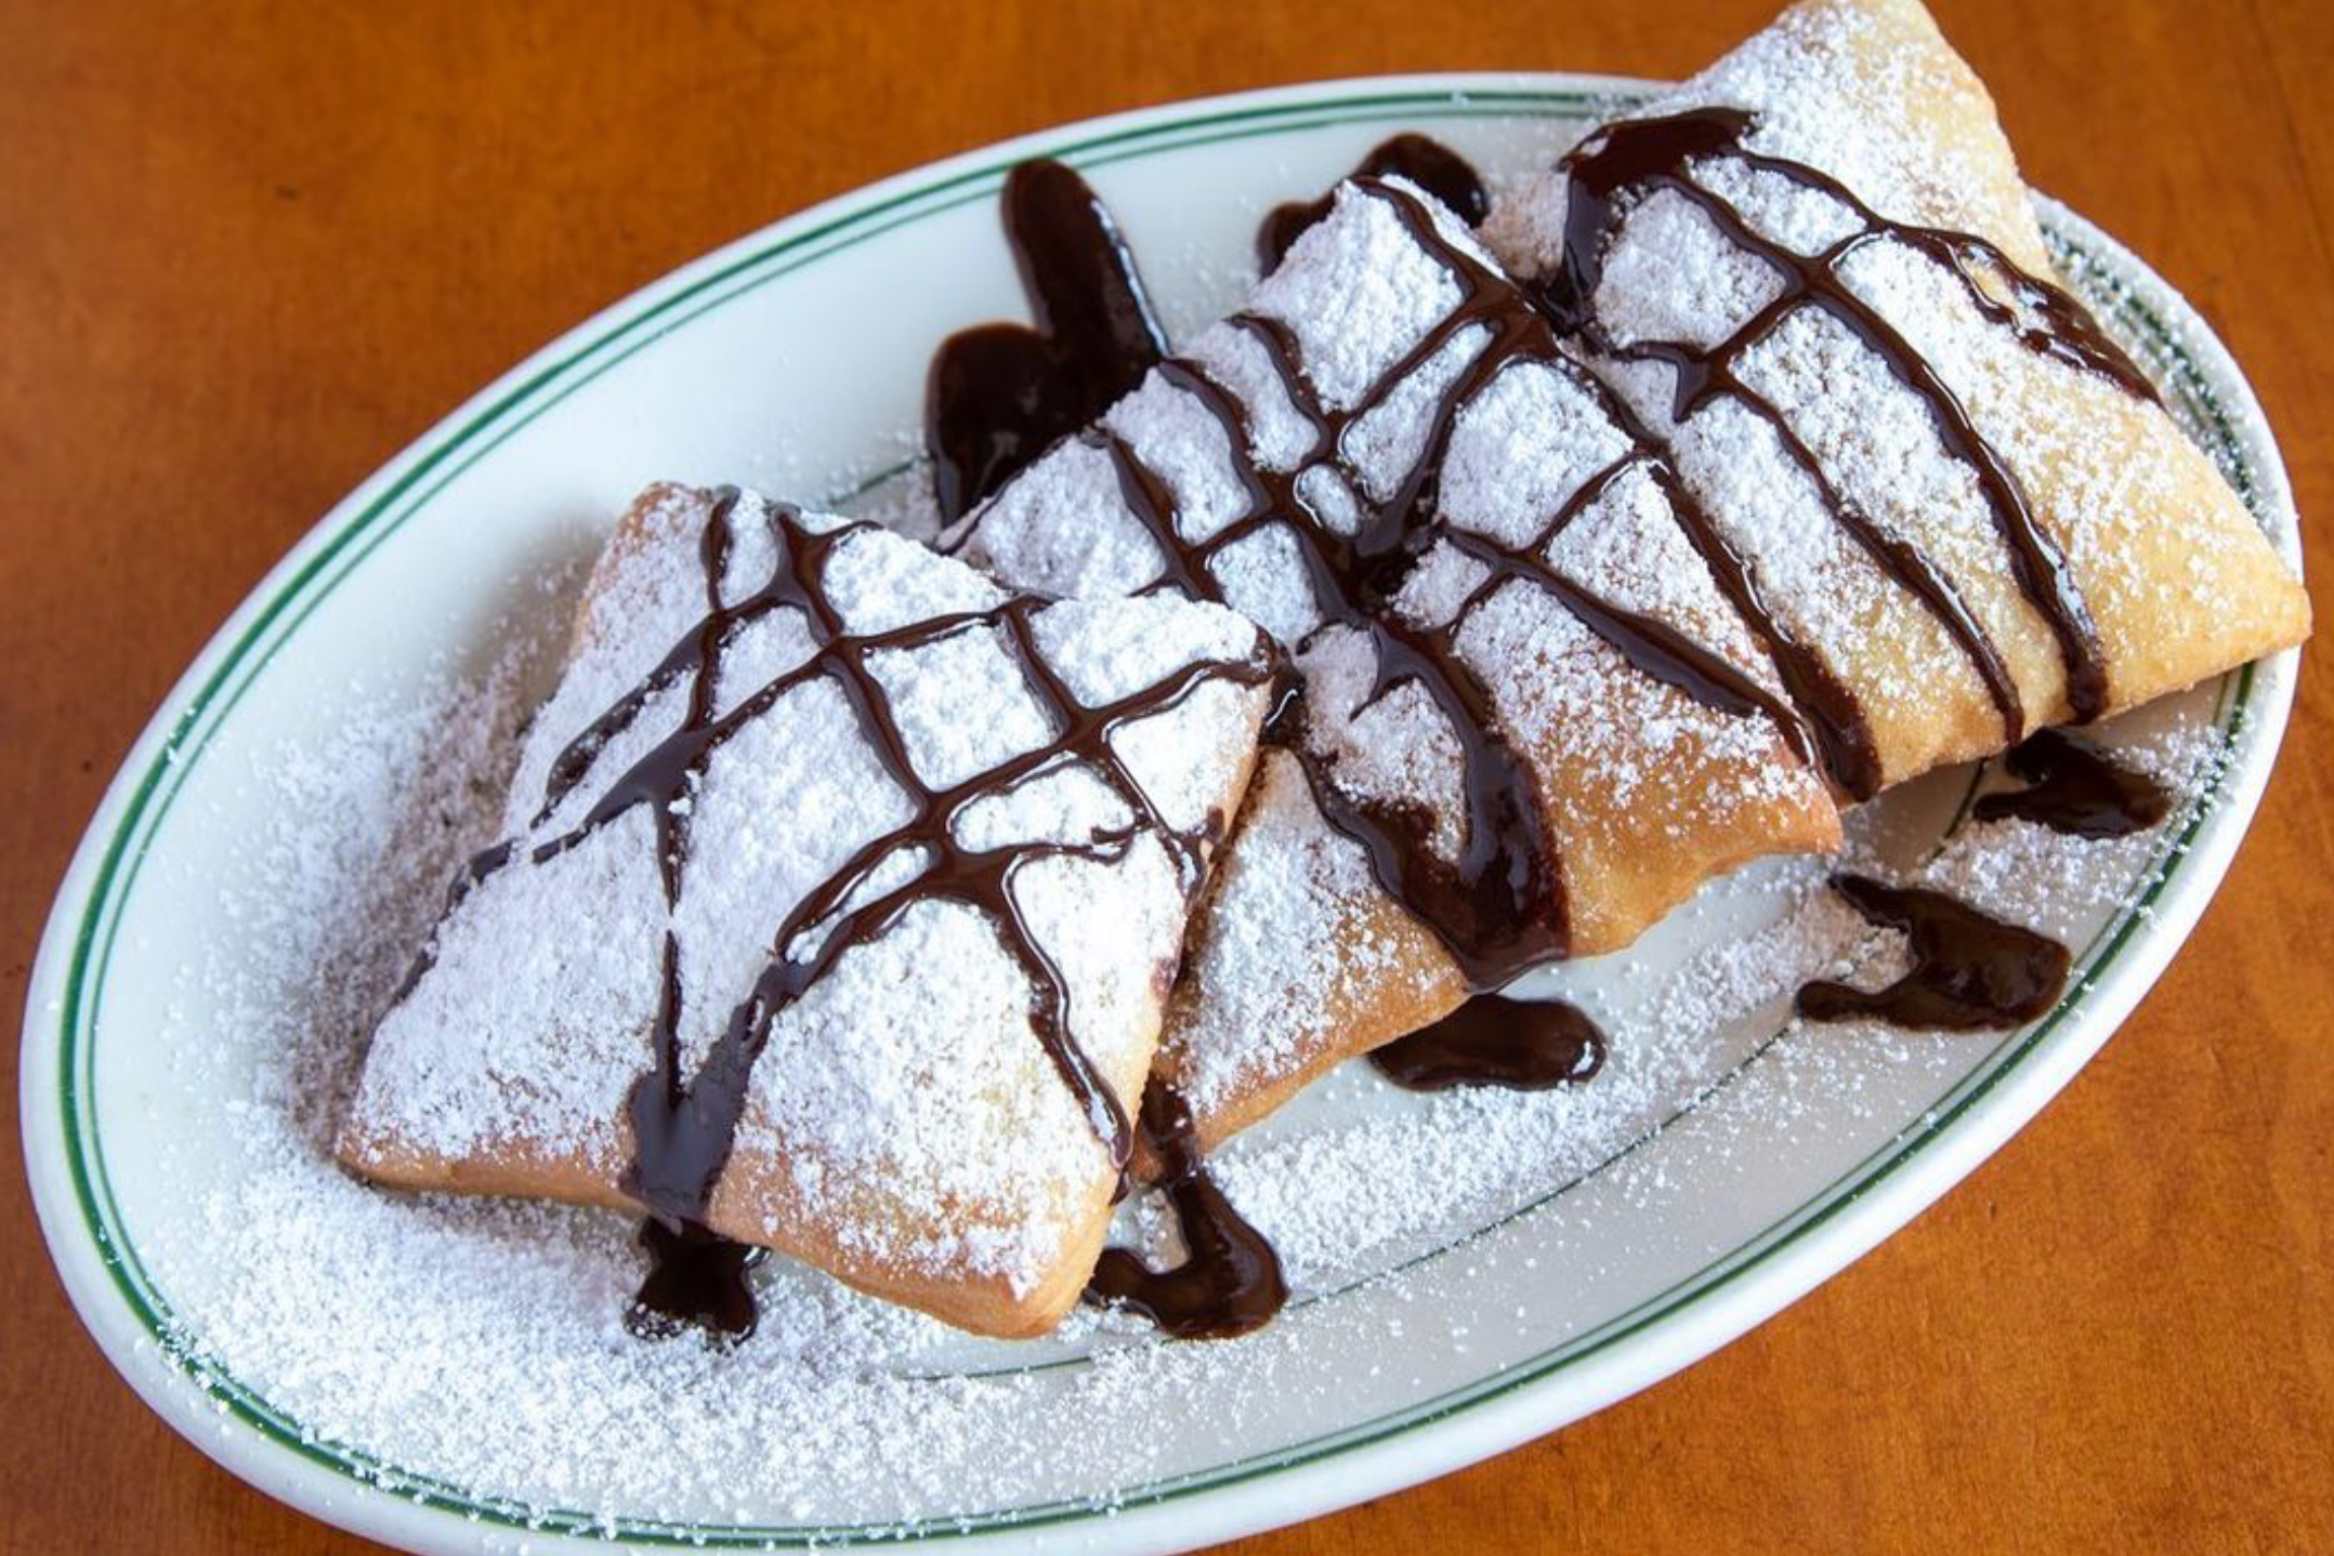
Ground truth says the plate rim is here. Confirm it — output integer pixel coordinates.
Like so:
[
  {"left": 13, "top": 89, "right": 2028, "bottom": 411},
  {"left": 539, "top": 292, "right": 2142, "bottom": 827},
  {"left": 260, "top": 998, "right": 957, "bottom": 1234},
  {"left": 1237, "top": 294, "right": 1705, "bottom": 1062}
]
[{"left": 17, "top": 69, "right": 2305, "bottom": 1556}]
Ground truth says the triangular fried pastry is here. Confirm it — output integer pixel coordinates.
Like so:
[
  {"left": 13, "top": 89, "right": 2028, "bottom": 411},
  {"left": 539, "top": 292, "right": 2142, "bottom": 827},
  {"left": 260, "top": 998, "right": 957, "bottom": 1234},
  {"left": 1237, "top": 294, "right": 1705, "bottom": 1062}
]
[
  {"left": 1483, "top": 0, "right": 2310, "bottom": 796},
  {"left": 949, "top": 179, "right": 1842, "bottom": 1154},
  {"left": 338, "top": 483, "right": 1277, "bottom": 1336}
]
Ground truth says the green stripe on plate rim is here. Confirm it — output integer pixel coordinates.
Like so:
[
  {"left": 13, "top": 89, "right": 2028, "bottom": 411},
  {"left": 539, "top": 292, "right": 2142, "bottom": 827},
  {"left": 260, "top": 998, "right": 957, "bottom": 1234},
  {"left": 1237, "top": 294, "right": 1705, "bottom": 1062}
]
[{"left": 50, "top": 84, "right": 2271, "bottom": 1546}]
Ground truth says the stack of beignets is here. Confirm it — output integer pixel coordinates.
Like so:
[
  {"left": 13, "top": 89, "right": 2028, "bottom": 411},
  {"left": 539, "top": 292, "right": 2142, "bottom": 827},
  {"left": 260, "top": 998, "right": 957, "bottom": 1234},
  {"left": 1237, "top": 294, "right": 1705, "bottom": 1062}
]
[{"left": 341, "top": 0, "right": 2308, "bottom": 1337}]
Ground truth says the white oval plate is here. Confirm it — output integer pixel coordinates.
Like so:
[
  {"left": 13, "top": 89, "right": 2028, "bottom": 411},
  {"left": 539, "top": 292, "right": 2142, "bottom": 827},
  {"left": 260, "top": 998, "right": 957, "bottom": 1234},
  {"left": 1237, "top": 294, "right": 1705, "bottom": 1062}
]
[{"left": 22, "top": 73, "right": 2303, "bottom": 1556}]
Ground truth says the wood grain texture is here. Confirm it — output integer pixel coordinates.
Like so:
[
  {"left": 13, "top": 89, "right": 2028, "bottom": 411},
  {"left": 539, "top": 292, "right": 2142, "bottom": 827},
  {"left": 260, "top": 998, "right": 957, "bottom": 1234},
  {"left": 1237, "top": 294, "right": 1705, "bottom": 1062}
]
[{"left": 2, "top": 0, "right": 2327, "bottom": 1550}]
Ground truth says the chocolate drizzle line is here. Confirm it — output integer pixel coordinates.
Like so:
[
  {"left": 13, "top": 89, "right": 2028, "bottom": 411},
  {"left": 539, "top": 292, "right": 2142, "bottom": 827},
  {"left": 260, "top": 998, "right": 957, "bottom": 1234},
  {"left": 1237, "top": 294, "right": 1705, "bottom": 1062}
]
[
  {"left": 420, "top": 488, "right": 1274, "bottom": 1336},
  {"left": 1797, "top": 873, "right": 2071, "bottom": 1030},
  {"left": 1971, "top": 727, "right": 2170, "bottom": 839},
  {"left": 1256, "top": 132, "right": 1491, "bottom": 272},
  {"left": 1371, "top": 994, "right": 1606, "bottom": 1091},
  {"left": 953, "top": 170, "right": 1812, "bottom": 986},
  {"left": 1547, "top": 109, "right": 2160, "bottom": 770},
  {"left": 927, "top": 159, "right": 1168, "bottom": 528},
  {"left": 1085, "top": 1077, "right": 1288, "bottom": 1339}
]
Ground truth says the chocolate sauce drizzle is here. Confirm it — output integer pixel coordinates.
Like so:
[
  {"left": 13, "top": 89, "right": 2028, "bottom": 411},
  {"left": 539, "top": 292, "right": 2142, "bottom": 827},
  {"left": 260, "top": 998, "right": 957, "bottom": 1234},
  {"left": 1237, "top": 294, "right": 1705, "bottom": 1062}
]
[
  {"left": 629, "top": 1218, "right": 764, "bottom": 1340},
  {"left": 1086, "top": 1077, "right": 1288, "bottom": 1339},
  {"left": 397, "top": 107, "right": 2159, "bottom": 1338},
  {"left": 967, "top": 109, "right": 2154, "bottom": 1329},
  {"left": 947, "top": 135, "right": 2143, "bottom": 1330},
  {"left": 1546, "top": 109, "right": 2162, "bottom": 785},
  {"left": 1972, "top": 727, "right": 2170, "bottom": 838},
  {"left": 419, "top": 488, "right": 1274, "bottom": 1337},
  {"left": 1798, "top": 873, "right": 2071, "bottom": 1030},
  {"left": 1370, "top": 994, "right": 1606, "bottom": 1091},
  {"left": 927, "top": 159, "right": 1168, "bottom": 528},
  {"left": 1256, "top": 133, "right": 1491, "bottom": 272},
  {"left": 949, "top": 165, "right": 1811, "bottom": 987}
]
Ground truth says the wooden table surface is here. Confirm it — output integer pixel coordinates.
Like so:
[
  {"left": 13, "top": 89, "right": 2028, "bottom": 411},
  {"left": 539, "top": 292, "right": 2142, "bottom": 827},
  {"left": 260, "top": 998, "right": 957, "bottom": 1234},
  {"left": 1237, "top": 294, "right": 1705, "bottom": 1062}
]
[{"left": 5, "top": 0, "right": 2330, "bottom": 1550}]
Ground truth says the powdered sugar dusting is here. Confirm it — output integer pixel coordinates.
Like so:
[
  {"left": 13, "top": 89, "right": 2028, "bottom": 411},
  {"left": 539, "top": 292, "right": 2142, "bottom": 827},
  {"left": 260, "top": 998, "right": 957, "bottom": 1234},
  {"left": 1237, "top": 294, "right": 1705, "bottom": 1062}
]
[
  {"left": 98, "top": 11, "right": 2299, "bottom": 1527},
  {"left": 343, "top": 488, "right": 1272, "bottom": 1305},
  {"left": 130, "top": 435, "right": 2252, "bottom": 1542},
  {"left": 1163, "top": 751, "right": 1439, "bottom": 1123},
  {"left": 1249, "top": 180, "right": 1464, "bottom": 409},
  {"left": 1438, "top": 356, "right": 1632, "bottom": 550},
  {"left": 1486, "top": 0, "right": 2047, "bottom": 282},
  {"left": 1483, "top": 0, "right": 2303, "bottom": 787},
  {"left": 955, "top": 164, "right": 1833, "bottom": 1141},
  {"left": 1207, "top": 712, "right": 2233, "bottom": 1289}
]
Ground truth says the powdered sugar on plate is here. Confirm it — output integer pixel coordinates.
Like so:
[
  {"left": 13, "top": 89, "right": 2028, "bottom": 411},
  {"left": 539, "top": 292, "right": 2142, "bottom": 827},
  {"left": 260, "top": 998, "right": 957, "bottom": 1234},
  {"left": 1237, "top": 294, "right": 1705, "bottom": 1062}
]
[
  {"left": 81, "top": 51, "right": 2287, "bottom": 1537},
  {"left": 130, "top": 595, "right": 2235, "bottom": 1530}
]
